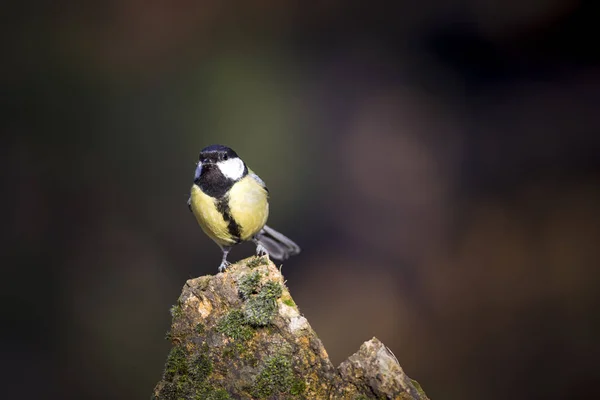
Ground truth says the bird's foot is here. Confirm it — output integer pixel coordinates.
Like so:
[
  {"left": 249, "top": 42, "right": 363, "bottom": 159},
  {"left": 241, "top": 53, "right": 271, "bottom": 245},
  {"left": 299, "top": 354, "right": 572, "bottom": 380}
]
[
  {"left": 255, "top": 243, "right": 270, "bottom": 259},
  {"left": 218, "top": 260, "right": 231, "bottom": 273}
]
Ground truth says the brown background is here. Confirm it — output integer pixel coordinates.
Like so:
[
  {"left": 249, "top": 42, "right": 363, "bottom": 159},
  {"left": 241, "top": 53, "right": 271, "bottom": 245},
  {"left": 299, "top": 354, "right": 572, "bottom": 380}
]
[{"left": 3, "top": 1, "right": 600, "bottom": 399}]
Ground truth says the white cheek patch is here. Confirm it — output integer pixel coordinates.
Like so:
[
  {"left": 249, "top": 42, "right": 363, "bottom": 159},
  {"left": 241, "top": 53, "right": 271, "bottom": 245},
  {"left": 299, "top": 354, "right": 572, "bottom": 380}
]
[{"left": 218, "top": 158, "right": 245, "bottom": 180}]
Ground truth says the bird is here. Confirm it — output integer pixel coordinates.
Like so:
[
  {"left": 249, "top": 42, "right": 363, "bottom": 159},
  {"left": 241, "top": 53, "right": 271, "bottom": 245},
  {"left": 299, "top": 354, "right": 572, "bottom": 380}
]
[{"left": 188, "top": 144, "right": 300, "bottom": 272}]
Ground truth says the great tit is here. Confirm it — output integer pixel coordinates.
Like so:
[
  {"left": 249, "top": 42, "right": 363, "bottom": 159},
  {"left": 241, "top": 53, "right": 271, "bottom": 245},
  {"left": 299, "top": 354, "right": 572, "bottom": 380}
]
[{"left": 188, "top": 144, "right": 300, "bottom": 272}]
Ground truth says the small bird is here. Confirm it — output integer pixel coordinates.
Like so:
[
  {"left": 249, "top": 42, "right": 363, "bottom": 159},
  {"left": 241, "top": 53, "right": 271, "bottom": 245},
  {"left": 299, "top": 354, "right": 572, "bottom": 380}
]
[{"left": 188, "top": 144, "right": 300, "bottom": 271}]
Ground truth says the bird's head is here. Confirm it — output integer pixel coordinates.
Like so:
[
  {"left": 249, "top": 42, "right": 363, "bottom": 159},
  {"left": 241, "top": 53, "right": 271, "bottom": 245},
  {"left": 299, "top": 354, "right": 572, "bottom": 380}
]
[{"left": 195, "top": 144, "right": 247, "bottom": 183}]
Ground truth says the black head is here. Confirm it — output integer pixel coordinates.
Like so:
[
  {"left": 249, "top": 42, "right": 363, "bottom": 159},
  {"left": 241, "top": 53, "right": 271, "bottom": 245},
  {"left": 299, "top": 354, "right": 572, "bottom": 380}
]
[
  {"left": 199, "top": 144, "right": 239, "bottom": 164},
  {"left": 194, "top": 144, "right": 247, "bottom": 198}
]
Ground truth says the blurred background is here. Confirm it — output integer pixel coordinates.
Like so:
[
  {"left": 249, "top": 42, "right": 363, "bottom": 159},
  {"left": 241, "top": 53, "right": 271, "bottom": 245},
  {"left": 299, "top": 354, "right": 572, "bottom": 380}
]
[{"left": 3, "top": 1, "right": 600, "bottom": 399}]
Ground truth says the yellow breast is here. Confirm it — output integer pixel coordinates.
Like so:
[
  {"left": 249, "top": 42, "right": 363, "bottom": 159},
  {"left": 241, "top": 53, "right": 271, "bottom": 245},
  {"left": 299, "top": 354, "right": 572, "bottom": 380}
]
[
  {"left": 228, "top": 174, "right": 269, "bottom": 241},
  {"left": 190, "top": 175, "right": 269, "bottom": 246},
  {"left": 189, "top": 185, "right": 235, "bottom": 246}
]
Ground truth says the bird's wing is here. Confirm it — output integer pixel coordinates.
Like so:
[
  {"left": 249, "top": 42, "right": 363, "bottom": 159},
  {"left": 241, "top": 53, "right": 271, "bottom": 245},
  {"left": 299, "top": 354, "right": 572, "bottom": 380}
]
[
  {"left": 187, "top": 196, "right": 192, "bottom": 212},
  {"left": 248, "top": 169, "right": 269, "bottom": 193}
]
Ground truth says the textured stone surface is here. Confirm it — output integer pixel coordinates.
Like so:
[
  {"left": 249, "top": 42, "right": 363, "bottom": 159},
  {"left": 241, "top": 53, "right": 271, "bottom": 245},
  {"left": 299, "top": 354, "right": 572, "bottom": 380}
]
[
  {"left": 152, "top": 256, "right": 429, "bottom": 400},
  {"left": 336, "top": 338, "right": 430, "bottom": 399}
]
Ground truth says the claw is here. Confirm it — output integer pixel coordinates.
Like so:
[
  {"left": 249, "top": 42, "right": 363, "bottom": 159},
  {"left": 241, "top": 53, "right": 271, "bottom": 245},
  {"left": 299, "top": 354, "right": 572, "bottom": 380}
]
[
  {"left": 218, "top": 260, "right": 231, "bottom": 273},
  {"left": 255, "top": 243, "right": 269, "bottom": 258}
]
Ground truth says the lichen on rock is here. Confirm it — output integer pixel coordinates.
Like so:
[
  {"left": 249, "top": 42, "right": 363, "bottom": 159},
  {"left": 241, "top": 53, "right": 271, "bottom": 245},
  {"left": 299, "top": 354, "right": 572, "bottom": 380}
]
[{"left": 153, "top": 257, "right": 429, "bottom": 400}]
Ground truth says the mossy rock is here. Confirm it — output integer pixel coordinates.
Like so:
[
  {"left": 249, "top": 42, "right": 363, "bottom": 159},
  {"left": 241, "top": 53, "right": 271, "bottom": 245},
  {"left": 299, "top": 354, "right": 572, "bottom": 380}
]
[{"left": 153, "top": 257, "right": 429, "bottom": 400}]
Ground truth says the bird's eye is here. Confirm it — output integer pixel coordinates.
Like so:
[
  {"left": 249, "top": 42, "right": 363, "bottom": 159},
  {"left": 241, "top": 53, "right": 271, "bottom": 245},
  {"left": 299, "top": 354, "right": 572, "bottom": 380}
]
[{"left": 223, "top": 154, "right": 228, "bottom": 161}]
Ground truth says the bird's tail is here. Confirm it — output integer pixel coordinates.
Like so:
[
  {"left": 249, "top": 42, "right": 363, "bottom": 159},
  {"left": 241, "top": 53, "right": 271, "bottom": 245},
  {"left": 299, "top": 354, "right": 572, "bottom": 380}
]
[{"left": 255, "top": 225, "right": 301, "bottom": 261}]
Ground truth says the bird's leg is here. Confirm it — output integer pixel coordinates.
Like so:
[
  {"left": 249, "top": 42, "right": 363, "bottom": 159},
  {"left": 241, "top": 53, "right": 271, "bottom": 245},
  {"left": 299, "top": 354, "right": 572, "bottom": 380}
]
[
  {"left": 252, "top": 237, "right": 270, "bottom": 259},
  {"left": 218, "top": 246, "right": 231, "bottom": 272}
]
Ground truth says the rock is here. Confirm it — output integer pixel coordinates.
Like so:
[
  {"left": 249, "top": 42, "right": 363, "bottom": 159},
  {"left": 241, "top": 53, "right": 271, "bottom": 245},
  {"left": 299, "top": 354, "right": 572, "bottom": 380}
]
[
  {"left": 336, "top": 338, "right": 430, "bottom": 399},
  {"left": 152, "top": 256, "right": 429, "bottom": 400}
]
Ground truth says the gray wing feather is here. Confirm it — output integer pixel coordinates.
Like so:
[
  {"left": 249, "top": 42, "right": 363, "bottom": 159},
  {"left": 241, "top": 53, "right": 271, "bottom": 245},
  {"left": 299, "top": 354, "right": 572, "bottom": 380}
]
[
  {"left": 255, "top": 235, "right": 289, "bottom": 260},
  {"left": 255, "top": 225, "right": 300, "bottom": 260}
]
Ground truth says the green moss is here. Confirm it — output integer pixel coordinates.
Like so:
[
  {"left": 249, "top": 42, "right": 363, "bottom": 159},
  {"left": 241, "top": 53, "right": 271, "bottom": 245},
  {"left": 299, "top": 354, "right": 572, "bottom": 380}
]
[
  {"left": 282, "top": 298, "right": 296, "bottom": 308},
  {"left": 159, "top": 345, "right": 228, "bottom": 400},
  {"left": 252, "top": 354, "right": 305, "bottom": 398},
  {"left": 238, "top": 271, "right": 262, "bottom": 299},
  {"left": 222, "top": 341, "right": 246, "bottom": 359},
  {"left": 261, "top": 281, "right": 283, "bottom": 300},
  {"left": 243, "top": 296, "right": 278, "bottom": 327},
  {"left": 191, "top": 353, "right": 213, "bottom": 381},
  {"left": 247, "top": 256, "right": 269, "bottom": 269},
  {"left": 196, "top": 388, "right": 231, "bottom": 400},
  {"left": 243, "top": 281, "right": 283, "bottom": 327},
  {"left": 216, "top": 310, "right": 254, "bottom": 341},
  {"left": 157, "top": 381, "right": 184, "bottom": 400},
  {"left": 353, "top": 395, "right": 387, "bottom": 400},
  {"left": 164, "top": 346, "right": 188, "bottom": 379},
  {"left": 194, "top": 323, "right": 205, "bottom": 335},
  {"left": 159, "top": 347, "right": 192, "bottom": 400},
  {"left": 221, "top": 345, "right": 235, "bottom": 360},
  {"left": 410, "top": 378, "right": 427, "bottom": 397},
  {"left": 169, "top": 303, "right": 183, "bottom": 319},
  {"left": 290, "top": 379, "right": 307, "bottom": 395}
]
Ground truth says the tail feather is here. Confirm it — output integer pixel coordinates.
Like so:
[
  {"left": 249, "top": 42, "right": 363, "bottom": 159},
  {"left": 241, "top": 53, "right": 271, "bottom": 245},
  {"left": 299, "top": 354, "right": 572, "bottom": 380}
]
[{"left": 256, "top": 225, "right": 301, "bottom": 261}]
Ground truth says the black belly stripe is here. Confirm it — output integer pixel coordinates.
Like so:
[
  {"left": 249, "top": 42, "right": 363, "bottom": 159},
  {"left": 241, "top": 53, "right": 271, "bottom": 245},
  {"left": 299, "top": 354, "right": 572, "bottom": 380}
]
[{"left": 216, "top": 195, "right": 242, "bottom": 243}]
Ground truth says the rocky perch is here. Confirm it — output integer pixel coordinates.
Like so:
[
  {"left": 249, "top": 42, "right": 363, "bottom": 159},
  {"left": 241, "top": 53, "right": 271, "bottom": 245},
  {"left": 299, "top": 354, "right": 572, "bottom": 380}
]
[{"left": 152, "top": 257, "right": 429, "bottom": 400}]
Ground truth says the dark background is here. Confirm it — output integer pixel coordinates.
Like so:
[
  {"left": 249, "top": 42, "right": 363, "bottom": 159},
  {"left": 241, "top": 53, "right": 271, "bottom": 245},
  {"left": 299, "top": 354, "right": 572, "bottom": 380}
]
[{"left": 3, "top": 1, "right": 600, "bottom": 399}]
